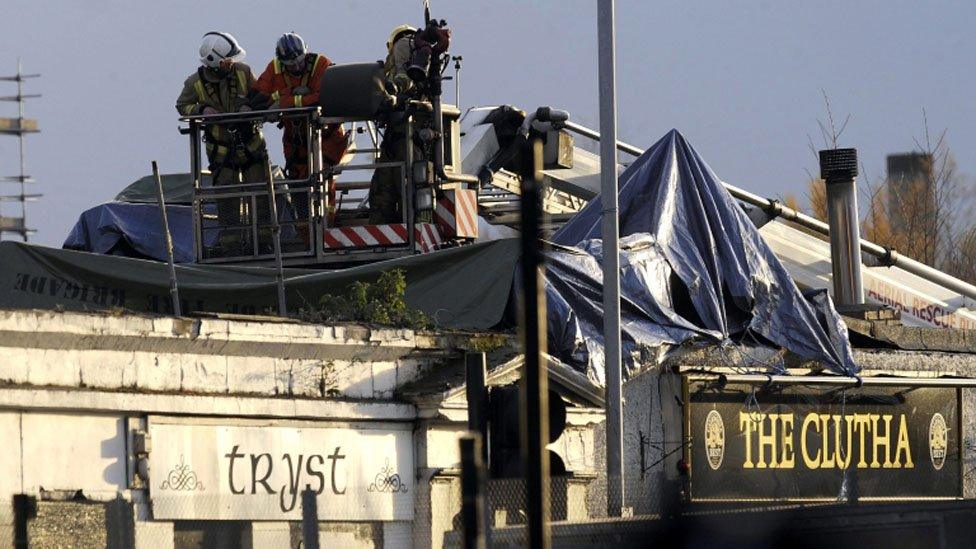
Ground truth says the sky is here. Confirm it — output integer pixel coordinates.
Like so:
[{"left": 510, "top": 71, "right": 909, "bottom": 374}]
[{"left": 1, "top": 0, "right": 975, "bottom": 246}]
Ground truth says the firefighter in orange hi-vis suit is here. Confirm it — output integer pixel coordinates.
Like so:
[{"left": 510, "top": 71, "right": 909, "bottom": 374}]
[{"left": 255, "top": 32, "right": 348, "bottom": 226}]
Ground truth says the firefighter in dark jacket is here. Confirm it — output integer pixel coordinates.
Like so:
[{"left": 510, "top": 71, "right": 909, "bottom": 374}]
[
  {"left": 368, "top": 24, "right": 419, "bottom": 224},
  {"left": 176, "top": 31, "right": 268, "bottom": 250}
]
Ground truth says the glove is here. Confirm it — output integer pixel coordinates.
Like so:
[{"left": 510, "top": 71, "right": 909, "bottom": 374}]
[
  {"left": 270, "top": 100, "right": 280, "bottom": 110},
  {"left": 393, "top": 74, "right": 411, "bottom": 93},
  {"left": 202, "top": 106, "right": 220, "bottom": 115},
  {"left": 292, "top": 86, "right": 311, "bottom": 95}
]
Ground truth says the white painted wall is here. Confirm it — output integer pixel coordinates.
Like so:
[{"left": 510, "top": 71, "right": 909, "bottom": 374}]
[
  {"left": 20, "top": 412, "right": 128, "bottom": 499},
  {"left": 0, "top": 309, "right": 444, "bottom": 401},
  {"left": 0, "top": 412, "right": 23, "bottom": 497},
  {"left": 0, "top": 412, "right": 129, "bottom": 502}
]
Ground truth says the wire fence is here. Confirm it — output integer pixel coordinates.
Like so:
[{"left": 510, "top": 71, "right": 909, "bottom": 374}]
[
  {"left": 0, "top": 472, "right": 654, "bottom": 548},
  {"left": 428, "top": 474, "right": 664, "bottom": 548},
  {"left": 0, "top": 502, "right": 9, "bottom": 549}
]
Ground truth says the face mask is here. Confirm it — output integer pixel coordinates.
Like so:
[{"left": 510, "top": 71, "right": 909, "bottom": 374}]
[
  {"left": 283, "top": 58, "right": 305, "bottom": 75},
  {"left": 213, "top": 60, "right": 234, "bottom": 78}
]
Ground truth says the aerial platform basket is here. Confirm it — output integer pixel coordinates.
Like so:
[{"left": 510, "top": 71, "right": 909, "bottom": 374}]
[{"left": 179, "top": 103, "right": 477, "bottom": 267}]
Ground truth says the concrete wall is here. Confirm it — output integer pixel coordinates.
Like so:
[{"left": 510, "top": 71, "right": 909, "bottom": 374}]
[
  {"left": 0, "top": 309, "right": 486, "bottom": 548},
  {"left": 0, "top": 309, "right": 606, "bottom": 547},
  {"left": 0, "top": 309, "right": 448, "bottom": 401}
]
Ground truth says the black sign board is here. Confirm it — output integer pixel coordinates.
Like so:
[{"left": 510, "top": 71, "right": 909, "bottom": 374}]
[{"left": 685, "top": 379, "right": 962, "bottom": 501}]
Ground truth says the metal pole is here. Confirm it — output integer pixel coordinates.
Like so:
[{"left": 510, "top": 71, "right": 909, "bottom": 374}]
[
  {"left": 187, "top": 122, "right": 206, "bottom": 263},
  {"left": 152, "top": 161, "right": 182, "bottom": 317},
  {"left": 562, "top": 120, "right": 976, "bottom": 304},
  {"left": 453, "top": 56, "right": 463, "bottom": 112},
  {"left": 464, "top": 352, "right": 491, "bottom": 548},
  {"left": 265, "top": 162, "right": 287, "bottom": 316},
  {"left": 597, "top": 0, "right": 624, "bottom": 517},
  {"left": 564, "top": 121, "right": 642, "bottom": 156},
  {"left": 820, "top": 149, "right": 864, "bottom": 306},
  {"left": 311, "top": 117, "right": 325, "bottom": 238},
  {"left": 301, "top": 489, "right": 320, "bottom": 549},
  {"left": 12, "top": 494, "right": 35, "bottom": 549},
  {"left": 17, "top": 59, "right": 27, "bottom": 242},
  {"left": 520, "top": 136, "right": 550, "bottom": 549},
  {"left": 460, "top": 434, "right": 487, "bottom": 549},
  {"left": 466, "top": 352, "right": 489, "bottom": 464}
]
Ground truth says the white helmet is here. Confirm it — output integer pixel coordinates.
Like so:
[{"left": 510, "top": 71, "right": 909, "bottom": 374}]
[
  {"left": 199, "top": 31, "right": 246, "bottom": 68},
  {"left": 387, "top": 24, "right": 416, "bottom": 52}
]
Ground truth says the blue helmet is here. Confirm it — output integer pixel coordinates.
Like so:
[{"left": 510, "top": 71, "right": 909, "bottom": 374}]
[{"left": 276, "top": 33, "right": 307, "bottom": 63}]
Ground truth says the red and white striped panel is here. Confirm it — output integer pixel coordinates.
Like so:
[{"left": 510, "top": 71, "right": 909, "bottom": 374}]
[
  {"left": 435, "top": 188, "right": 479, "bottom": 239},
  {"left": 414, "top": 223, "right": 442, "bottom": 253},
  {"left": 323, "top": 223, "right": 442, "bottom": 254}
]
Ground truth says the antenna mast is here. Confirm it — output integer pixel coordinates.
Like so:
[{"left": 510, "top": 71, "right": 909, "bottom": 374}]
[{"left": 0, "top": 58, "right": 41, "bottom": 241}]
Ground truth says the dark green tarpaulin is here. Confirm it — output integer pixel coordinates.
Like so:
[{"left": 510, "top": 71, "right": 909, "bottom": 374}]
[
  {"left": 113, "top": 168, "right": 283, "bottom": 205},
  {"left": 114, "top": 173, "right": 204, "bottom": 205},
  {"left": 0, "top": 239, "right": 518, "bottom": 330}
]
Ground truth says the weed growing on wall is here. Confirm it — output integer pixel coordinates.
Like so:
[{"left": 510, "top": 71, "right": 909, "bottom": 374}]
[{"left": 300, "top": 269, "right": 430, "bottom": 329}]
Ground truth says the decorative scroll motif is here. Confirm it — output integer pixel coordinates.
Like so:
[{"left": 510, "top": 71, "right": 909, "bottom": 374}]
[
  {"left": 160, "top": 455, "right": 205, "bottom": 491},
  {"left": 930, "top": 413, "right": 948, "bottom": 471},
  {"left": 367, "top": 459, "right": 408, "bottom": 494},
  {"left": 705, "top": 409, "right": 725, "bottom": 470}
]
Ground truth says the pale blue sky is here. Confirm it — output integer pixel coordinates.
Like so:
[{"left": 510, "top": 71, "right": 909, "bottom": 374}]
[{"left": 2, "top": 0, "right": 974, "bottom": 245}]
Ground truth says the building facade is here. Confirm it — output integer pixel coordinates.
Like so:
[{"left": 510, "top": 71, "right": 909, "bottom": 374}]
[{"left": 0, "top": 308, "right": 603, "bottom": 548}]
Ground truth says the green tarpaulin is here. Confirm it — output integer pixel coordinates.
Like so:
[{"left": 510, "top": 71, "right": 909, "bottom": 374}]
[
  {"left": 113, "top": 173, "right": 203, "bottom": 205},
  {"left": 113, "top": 168, "right": 284, "bottom": 205},
  {"left": 0, "top": 239, "right": 518, "bottom": 330}
]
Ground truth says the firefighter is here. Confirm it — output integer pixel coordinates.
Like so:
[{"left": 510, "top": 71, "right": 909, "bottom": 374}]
[
  {"left": 255, "top": 33, "right": 347, "bottom": 232},
  {"left": 368, "top": 24, "right": 420, "bottom": 224},
  {"left": 176, "top": 31, "right": 268, "bottom": 252},
  {"left": 254, "top": 33, "right": 348, "bottom": 182}
]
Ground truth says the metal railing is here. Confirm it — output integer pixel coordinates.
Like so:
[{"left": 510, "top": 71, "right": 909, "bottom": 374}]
[
  {"left": 563, "top": 121, "right": 976, "bottom": 304},
  {"left": 179, "top": 107, "right": 419, "bottom": 266}
]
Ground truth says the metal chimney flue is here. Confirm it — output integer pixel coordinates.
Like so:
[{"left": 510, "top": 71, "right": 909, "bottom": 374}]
[{"left": 819, "top": 148, "right": 864, "bottom": 306}]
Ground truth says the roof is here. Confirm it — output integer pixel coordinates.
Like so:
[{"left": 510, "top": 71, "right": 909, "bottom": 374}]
[{"left": 399, "top": 352, "right": 605, "bottom": 410}]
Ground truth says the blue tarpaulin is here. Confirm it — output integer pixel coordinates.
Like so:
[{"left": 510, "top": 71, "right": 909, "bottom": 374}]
[
  {"left": 63, "top": 170, "right": 281, "bottom": 263},
  {"left": 551, "top": 129, "right": 858, "bottom": 378},
  {"left": 63, "top": 202, "right": 195, "bottom": 263}
]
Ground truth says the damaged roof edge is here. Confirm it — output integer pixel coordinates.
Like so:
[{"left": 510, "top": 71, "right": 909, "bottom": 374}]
[{"left": 400, "top": 352, "right": 605, "bottom": 409}]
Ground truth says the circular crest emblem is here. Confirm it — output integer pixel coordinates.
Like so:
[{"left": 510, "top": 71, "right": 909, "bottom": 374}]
[
  {"left": 929, "top": 413, "right": 948, "bottom": 471},
  {"left": 704, "top": 410, "right": 725, "bottom": 470}
]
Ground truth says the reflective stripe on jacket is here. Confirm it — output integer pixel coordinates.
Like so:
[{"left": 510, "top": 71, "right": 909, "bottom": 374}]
[
  {"left": 254, "top": 53, "right": 329, "bottom": 109},
  {"left": 176, "top": 63, "right": 265, "bottom": 153}
]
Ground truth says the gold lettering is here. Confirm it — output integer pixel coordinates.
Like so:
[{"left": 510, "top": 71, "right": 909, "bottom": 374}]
[
  {"left": 780, "top": 413, "right": 795, "bottom": 468},
  {"left": 894, "top": 414, "right": 914, "bottom": 468},
  {"left": 801, "top": 413, "right": 821, "bottom": 469},
  {"left": 853, "top": 414, "right": 872, "bottom": 468},
  {"left": 740, "top": 412, "right": 756, "bottom": 468},
  {"left": 819, "top": 414, "right": 835, "bottom": 468},
  {"left": 871, "top": 414, "right": 893, "bottom": 468},
  {"left": 834, "top": 415, "right": 854, "bottom": 469},
  {"left": 757, "top": 413, "right": 778, "bottom": 468}
]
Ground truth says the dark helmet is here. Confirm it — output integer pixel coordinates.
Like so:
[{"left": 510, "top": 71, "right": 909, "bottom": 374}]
[{"left": 276, "top": 32, "right": 307, "bottom": 63}]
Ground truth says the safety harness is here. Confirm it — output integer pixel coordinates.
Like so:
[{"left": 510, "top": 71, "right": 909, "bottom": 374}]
[
  {"left": 271, "top": 54, "right": 329, "bottom": 177},
  {"left": 193, "top": 67, "right": 265, "bottom": 171}
]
